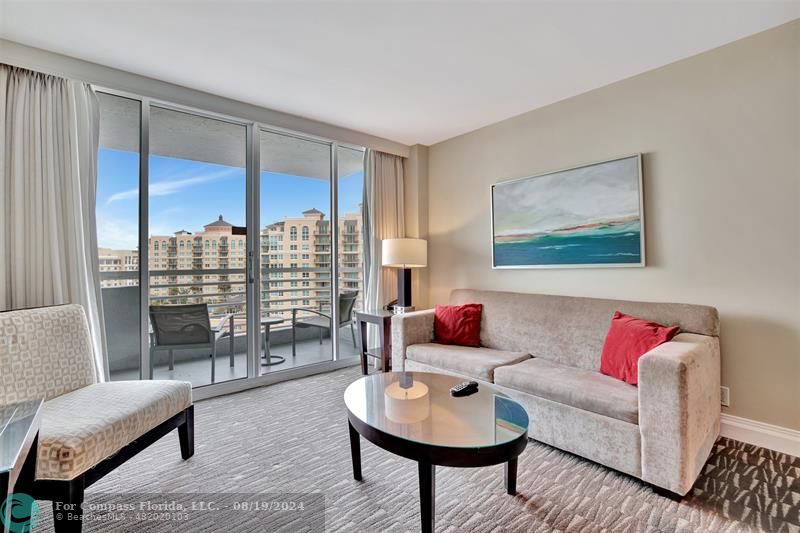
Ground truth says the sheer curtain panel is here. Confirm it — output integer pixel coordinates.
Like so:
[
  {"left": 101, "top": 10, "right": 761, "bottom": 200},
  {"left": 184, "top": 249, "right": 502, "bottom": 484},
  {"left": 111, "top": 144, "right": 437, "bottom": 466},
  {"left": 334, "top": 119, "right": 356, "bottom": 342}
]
[
  {"left": 363, "top": 150, "right": 405, "bottom": 358},
  {"left": 0, "top": 64, "right": 108, "bottom": 380}
]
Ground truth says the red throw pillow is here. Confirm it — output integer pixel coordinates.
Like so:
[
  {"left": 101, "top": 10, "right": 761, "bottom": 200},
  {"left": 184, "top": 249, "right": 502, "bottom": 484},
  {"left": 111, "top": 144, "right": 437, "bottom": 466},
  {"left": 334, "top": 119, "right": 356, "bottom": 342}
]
[
  {"left": 600, "top": 311, "right": 680, "bottom": 385},
  {"left": 434, "top": 304, "right": 482, "bottom": 347}
]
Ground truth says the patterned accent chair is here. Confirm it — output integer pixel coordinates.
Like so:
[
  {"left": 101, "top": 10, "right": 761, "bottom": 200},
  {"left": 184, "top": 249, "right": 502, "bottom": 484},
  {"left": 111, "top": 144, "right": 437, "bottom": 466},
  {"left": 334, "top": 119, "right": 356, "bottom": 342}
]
[{"left": 0, "top": 304, "right": 194, "bottom": 533}]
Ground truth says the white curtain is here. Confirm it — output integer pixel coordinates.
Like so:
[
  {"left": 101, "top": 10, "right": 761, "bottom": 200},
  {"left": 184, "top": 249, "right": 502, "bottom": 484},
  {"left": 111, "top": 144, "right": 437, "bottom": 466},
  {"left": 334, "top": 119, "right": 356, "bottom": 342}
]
[
  {"left": 363, "top": 149, "right": 405, "bottom": 357},
  {"left": 0, "top": 64, "right": 108, "bottom": 381}
]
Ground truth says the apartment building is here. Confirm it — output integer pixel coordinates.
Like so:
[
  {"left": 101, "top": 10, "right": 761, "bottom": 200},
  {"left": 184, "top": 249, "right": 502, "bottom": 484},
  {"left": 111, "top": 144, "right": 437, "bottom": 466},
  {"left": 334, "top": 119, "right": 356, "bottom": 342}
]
[
  {"left": 148, "top": 216, "right": 247, "bottom": 308},
  {"left": 261, "top": 208, "right": 363, "bottom": 321},
  {"left": 98, "top": 209, "right": 362, "bottom": 322},
  {"left": 98, "top": 247, "right": 139, "bottom": 287}
]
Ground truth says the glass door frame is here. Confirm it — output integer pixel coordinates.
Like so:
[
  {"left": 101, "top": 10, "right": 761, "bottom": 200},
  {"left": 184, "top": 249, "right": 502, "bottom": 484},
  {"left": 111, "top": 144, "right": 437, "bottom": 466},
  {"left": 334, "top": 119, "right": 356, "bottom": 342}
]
[{"left": 95, "top": 86, "right": 365, "bottom": 400}]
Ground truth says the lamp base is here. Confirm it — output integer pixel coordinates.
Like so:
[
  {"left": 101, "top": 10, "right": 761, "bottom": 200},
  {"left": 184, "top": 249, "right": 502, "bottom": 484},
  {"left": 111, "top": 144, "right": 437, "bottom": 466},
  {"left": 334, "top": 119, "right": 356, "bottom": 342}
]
[{"left": 397, "top": 268, "right": 413, "bottom": 309}]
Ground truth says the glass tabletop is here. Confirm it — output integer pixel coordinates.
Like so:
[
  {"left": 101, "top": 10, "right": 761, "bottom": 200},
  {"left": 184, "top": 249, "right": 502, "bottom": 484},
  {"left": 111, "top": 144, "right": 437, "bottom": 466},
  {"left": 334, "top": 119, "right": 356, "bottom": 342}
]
[
  {"left": 0, "top": 399, "right": 43, "bottom": 474},
  {"left": 344, "top": 372, "right": 528, "bottom": 449}
]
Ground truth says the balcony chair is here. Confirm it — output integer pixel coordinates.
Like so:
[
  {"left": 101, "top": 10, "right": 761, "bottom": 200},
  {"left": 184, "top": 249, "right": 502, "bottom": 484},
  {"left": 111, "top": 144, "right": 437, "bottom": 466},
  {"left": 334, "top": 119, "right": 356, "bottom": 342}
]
[
  {"left": 149, "top": 304, "right": 234, "bottom": 384},
  {"left": 291, "top": 291, "right": 359, "bottom": 356},
  {"left": 0, "top": 304, "right": 194, "bottom": 533}
]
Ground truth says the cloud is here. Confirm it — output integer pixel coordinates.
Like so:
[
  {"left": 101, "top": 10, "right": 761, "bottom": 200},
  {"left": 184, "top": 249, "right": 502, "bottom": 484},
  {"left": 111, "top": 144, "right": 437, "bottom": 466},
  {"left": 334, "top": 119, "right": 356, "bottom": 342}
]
[
  {"left": 106, "top": 168, "right": 238, "bottom": 204},
  {"left": 493, "top": 157, "right": 640, "bottom": 235},
  {"left": 96, "top": 214, "right": 139, "bottom": 250}
]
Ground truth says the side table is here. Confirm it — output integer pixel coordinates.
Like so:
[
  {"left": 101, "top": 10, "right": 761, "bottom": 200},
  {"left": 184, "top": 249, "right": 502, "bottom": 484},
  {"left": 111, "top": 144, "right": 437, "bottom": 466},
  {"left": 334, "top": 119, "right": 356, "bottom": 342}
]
[{"left": 355, "top": 309, "right": 394, "bottom": 375}]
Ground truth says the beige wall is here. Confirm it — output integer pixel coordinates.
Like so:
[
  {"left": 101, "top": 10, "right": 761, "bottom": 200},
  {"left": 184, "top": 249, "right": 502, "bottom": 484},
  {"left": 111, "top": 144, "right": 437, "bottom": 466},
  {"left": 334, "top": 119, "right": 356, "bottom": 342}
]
[{"left": 426, "top": 21, "right": 799, "bottom": 430}]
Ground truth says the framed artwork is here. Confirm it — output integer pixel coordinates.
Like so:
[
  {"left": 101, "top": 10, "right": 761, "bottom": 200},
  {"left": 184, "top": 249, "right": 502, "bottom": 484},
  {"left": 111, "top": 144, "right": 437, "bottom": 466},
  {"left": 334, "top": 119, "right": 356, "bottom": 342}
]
[{"left": 491, "top": 154, "right": 644, "bottom": 268}]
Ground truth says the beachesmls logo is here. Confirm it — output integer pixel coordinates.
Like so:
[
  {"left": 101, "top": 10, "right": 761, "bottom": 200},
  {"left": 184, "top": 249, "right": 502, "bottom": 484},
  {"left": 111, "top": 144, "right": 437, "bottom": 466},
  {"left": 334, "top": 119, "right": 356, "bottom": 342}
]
[{"left": 0, "top": 493, "right": 40, "bottom": 533}]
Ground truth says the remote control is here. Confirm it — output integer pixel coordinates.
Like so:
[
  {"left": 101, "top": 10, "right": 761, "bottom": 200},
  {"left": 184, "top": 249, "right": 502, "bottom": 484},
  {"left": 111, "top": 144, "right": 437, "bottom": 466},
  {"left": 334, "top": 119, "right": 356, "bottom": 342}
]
[{"left": 450, "top": 381, "right": 479, "bottom": 397}]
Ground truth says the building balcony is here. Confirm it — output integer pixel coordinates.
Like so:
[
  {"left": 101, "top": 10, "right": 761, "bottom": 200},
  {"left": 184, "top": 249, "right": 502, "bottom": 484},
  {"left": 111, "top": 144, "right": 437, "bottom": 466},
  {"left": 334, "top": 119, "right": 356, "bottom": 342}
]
[
  {"left": 108, "top": 329, "right": 361, "bottom": 386},
  {"left": 100, "top": 267, "right": 364, "bottom": 387}
]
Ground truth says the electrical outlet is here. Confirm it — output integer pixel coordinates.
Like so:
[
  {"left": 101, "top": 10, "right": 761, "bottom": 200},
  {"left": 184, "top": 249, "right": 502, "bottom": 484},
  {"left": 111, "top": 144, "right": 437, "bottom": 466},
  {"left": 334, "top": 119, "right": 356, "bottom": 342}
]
[{"left": 720, "top": 386, "right": 730, "bottom": 407}]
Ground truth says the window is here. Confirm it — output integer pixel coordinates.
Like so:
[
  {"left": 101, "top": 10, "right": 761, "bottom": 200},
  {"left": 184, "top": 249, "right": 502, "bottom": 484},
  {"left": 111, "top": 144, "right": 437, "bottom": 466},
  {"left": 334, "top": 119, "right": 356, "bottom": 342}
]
[
  {"left": 96, "top": 94, "right": 142, "bottom": 376},
  {"left": 337, "top": 145, "right": 365, "bottom": 357},
  {"left": 99, "top": 93, "right": 366, "bottom": 383}
]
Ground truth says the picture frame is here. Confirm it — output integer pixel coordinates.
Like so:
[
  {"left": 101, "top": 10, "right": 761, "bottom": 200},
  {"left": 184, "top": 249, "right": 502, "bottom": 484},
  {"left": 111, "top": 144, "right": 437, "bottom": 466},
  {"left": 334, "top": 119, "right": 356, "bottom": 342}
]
[{"left": 490, "top": 154, "right": 645, "bottom": 269}]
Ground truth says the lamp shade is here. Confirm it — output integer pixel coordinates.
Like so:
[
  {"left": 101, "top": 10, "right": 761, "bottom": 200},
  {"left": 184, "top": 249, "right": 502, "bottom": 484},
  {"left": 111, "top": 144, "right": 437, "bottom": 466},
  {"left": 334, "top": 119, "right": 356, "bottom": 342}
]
[{"left": 382, "top": 238, "right": 427, "bottom": 268}]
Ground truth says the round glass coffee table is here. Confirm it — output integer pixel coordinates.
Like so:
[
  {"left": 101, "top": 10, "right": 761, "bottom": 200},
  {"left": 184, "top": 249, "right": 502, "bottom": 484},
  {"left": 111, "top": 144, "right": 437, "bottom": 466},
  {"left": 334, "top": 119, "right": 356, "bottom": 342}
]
[{"left": 344, "top": 371, "right": 529, "bottom": 533}]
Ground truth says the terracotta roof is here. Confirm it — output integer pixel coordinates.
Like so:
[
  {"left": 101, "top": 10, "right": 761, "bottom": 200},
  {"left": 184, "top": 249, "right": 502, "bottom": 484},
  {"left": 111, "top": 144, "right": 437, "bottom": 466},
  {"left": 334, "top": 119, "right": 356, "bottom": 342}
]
[{"left": 205, "top": 215, "right": 233, "bottom": 227}]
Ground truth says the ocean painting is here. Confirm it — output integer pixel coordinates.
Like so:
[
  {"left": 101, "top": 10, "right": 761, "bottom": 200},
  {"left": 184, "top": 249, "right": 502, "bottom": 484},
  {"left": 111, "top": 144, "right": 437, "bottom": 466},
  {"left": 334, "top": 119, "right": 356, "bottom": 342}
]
[{"left": 491, "top": 155, "right": 644, "bottom": 268}]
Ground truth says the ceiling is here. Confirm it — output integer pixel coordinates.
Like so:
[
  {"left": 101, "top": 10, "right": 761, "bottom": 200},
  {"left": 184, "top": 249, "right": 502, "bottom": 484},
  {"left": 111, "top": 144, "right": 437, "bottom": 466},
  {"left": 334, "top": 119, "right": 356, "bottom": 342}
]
[
  {"left": 1, "top": 1, "right": 798, "bottom": 146},
  {"left": 97, "top": 92, "right": 364, "bottom": 179}
]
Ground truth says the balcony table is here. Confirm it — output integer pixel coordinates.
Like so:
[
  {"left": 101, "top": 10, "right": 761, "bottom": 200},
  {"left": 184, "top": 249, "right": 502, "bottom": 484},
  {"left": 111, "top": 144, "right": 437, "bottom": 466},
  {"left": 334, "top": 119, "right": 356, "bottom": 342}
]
[{"left": 260, "top": 317, "right": 287, "bottom": 367}]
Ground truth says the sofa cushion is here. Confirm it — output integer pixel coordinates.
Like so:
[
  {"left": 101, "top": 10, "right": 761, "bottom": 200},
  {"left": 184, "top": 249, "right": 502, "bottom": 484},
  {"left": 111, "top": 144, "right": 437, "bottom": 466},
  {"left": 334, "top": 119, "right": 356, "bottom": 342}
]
[
  {"left": 494, "top": 358, "right": 639, "bottom": 424},
  {"left": 37, "top": 380, "right": 192, "bottom": 480},
  {"left": 434, "top": 304, "right": 482, "bottom": 347},
  {"left": 600, "top": 311, "right": 680, "bottom": 385},
  {"left": 449, "top": 289, "right": 719, "bottom": 372},
  {"left": 405, "top": 343, "right": 529, "bottom": 381}
]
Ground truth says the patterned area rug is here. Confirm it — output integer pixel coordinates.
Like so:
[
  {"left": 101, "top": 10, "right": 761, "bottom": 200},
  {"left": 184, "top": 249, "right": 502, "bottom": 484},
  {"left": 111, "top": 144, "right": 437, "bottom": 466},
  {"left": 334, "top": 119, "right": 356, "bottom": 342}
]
[{"left": 32, "top": 367, "right": 799, "bottom": 532}]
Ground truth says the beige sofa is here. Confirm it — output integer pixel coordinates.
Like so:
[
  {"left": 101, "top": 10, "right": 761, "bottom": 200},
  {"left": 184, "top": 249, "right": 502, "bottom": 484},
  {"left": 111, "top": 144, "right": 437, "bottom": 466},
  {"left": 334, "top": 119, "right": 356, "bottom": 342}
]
[{"left": 391, "top": 289, "right": 721, "bottom": 496}]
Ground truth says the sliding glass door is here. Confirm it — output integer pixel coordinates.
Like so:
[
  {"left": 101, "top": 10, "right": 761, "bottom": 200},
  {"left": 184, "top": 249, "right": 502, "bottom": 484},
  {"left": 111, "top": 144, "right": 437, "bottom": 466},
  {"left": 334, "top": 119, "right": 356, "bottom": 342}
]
[
  {"left": 96, "top": 89, "right": 365, "bottom": 395},
  {"left": 147, "top": 106, "right": 249, "bottom": 387},
  {"left": 96, "top": 92, "right": 142, "bottom": 381},
  {"left": 259, "top": 130, "right": 334, "bottom": 372},
  {"left": 336, "top": 145, "right": 366, "bottom": 360}
]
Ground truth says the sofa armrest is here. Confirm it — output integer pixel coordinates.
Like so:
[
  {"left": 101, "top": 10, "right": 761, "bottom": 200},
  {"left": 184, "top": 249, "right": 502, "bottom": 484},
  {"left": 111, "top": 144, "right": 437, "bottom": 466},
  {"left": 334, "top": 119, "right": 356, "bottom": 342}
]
[
  {"left": 638, "top": 332, "right": 721, "bottom": 495},
  {"left": 391, "top": 309, "right": 435, "bottom": 371}
]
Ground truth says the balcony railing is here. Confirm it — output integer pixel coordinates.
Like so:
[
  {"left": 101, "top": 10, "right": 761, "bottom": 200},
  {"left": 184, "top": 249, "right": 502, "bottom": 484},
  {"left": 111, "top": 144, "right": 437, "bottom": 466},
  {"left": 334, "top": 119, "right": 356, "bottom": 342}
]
[{"left": 100, "top": 266, "right": 363, "bottom": 325}]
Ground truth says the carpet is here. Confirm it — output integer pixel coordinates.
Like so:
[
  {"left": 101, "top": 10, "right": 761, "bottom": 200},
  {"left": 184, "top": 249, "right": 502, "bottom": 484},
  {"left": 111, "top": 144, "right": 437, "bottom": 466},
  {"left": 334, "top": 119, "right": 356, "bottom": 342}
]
[{"left": 32, "top": 367, "right": 799, "bottom": 532}]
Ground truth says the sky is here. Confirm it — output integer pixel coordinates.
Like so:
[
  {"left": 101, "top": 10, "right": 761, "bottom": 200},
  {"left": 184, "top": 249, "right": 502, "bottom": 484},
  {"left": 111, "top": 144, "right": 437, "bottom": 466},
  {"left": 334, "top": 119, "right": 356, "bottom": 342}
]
[
  {"left": 96, "top": 148, "right": 364, "bottom": 250},
  {"left": 492, "top": 156, "right": 641, "bottom": 236}
]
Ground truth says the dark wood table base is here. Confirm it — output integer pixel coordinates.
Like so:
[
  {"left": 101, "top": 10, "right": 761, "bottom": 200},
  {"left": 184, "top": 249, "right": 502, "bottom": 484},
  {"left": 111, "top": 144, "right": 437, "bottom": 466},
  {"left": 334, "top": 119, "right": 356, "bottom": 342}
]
[{"left": 348, "top": 420, "right": 521, "bottom": 533}]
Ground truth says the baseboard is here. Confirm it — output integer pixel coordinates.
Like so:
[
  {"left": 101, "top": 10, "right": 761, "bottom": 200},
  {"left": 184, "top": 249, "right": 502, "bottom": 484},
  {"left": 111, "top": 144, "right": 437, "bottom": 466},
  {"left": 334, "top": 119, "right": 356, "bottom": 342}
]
[{"left": 720, "top": 414, "right": 800, "bottom": 458}]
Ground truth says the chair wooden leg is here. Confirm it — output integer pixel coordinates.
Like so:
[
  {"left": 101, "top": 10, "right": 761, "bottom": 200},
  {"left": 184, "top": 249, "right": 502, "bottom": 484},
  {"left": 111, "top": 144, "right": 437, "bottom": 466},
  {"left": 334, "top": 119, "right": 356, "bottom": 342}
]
[
  {"left": 178, "top": 405, "right": 195, "bottom": 460},
  {"left": 319, "top": 328, "right": 323, "bottom": 345},
  {"left": 350, "top": 322, "right": 356, "bottom": 347},
  {"left": 52, "top": 478, "right": 85, "bottom": 533},
  {"left": 168, "top": 349, "right": 174, "bottom": 371}
]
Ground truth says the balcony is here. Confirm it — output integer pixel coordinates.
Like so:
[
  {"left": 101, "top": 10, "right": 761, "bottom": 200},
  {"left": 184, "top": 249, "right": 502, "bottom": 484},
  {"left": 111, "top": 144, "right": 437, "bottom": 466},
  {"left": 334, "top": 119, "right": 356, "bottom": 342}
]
[{"left": 100, "top": 266, "right": 363, "bottom": 387}]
